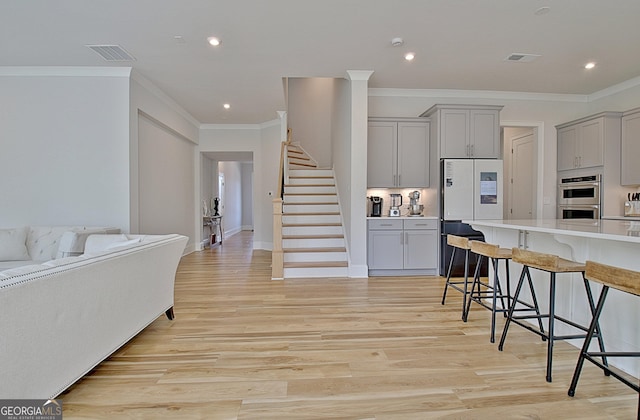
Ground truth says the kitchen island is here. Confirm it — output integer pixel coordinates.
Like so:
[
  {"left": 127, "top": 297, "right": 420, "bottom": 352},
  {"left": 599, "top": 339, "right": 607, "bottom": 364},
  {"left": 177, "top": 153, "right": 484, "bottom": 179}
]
[{"left": 463, "top": 218, "right": 640, "bottom": 378}]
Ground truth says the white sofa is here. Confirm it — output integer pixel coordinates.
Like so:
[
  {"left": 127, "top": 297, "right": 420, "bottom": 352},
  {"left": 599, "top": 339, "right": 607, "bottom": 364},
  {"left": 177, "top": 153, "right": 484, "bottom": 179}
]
[
  {"left": 0, "top": 226, "right": 121, "bottom": 270},
  {"left": 0, "top": 232, "right": 188, "bottom": 398}
]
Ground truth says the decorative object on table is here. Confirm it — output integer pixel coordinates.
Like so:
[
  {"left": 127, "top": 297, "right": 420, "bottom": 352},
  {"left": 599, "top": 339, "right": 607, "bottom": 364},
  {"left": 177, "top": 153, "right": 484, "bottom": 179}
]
[
  {"left": 202, "top": 200, "right": 210, "bottom": 217},
  {"left": 213, "top": 197, "right": 220, "bottom": 216}
]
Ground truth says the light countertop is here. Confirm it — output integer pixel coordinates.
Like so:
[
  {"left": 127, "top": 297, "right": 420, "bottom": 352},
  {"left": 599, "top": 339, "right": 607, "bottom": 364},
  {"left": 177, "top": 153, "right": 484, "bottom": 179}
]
[{"left": 463, "top": 218, "right": 640, "bottom": 243}]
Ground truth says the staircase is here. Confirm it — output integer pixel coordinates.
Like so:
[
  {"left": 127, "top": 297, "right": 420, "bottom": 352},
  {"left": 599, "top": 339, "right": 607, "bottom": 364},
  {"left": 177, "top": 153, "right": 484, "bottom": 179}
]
[{"left": 281, "top": 145, "right": 348, "bottom": 278}]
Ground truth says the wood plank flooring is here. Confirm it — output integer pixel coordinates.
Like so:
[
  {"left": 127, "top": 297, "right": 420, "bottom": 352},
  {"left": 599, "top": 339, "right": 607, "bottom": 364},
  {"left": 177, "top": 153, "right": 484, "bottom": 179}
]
[{"left": 60, "top": 231, "right": 638, "bottom": 419}]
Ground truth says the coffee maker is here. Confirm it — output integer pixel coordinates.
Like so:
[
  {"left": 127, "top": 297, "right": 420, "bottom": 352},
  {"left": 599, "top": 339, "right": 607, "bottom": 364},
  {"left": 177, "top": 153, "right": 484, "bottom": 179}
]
[
  {"left": 389, "top": 194, "right": 402, "bottom": 217},
  {"left": 369, "top": 196, "right": 383, "bottom": 217}
]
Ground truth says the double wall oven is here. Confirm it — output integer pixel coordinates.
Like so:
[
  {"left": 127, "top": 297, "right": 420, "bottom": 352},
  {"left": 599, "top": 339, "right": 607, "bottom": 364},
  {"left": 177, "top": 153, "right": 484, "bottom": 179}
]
[{"left": 557, "top": 174, "right": 601, "bottom": 219}]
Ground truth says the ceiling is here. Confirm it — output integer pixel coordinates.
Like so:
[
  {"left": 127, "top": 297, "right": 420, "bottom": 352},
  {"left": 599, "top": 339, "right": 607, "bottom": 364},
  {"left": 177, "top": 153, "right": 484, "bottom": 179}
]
[{"left": 3, "top": 0, "right": 640, "bottom": 125}]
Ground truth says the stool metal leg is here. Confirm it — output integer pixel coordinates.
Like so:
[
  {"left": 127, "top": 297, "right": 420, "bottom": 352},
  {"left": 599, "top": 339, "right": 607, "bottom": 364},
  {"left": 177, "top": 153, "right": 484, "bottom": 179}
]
[
  {"left": 582, "top": 276, "right": 610, "bottom": 374},
  {"left": 461, "top": 249, "right": 470, "bottom": 321},
  {"left": 441, "top": 247, "right": 457, "bottom": 305},
  {"left": 568, "top": 286, "right": 609, "bottom": 396},
  {"left": 525, "top": 267, "right": 546, "bottom": 338},
  {"left": 498, "top": 266, "right": 527, "bottom": 351},
  {"left": 546, "top": 273, "right": 556, "bottom": 382}
]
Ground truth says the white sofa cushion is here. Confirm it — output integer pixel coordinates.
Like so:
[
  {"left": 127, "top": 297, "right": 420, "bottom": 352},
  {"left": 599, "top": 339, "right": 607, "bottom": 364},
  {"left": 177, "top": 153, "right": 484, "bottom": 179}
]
[
  {"left": 0, "top": 227, "right": 30, "bottom": 261},
  {"left": 84, "top": 234, "right": 142, "bottom": 254},
  {"left": 56, "top": 229, "right": 117, "bottom": 259},
  {"left": 27, "top": 226, "right": 76, "bottom": 262}
]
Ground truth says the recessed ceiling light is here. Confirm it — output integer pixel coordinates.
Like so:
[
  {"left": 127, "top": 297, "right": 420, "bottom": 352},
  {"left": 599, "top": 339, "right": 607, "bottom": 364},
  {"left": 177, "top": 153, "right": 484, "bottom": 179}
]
[
  {"left": 223, "top": 103, "right": 231, "bottom": 109},
  {"left": 585, "top": 62, "right": 596, "bottom": 70},
  {"left": 207, "top": 37, "right": 221, "bottom": 46},
  {"left": 391, "top": 37, "right": 404, "bottom": 47},
  {"left": 404, "top": 52, "right": 415, "bottom": 61}
]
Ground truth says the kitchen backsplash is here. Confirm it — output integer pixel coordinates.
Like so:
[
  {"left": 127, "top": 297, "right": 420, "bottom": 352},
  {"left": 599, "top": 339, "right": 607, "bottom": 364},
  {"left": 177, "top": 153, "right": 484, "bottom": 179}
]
[{"left": 366, "top": 188, "right": 437, "bottom": 217}]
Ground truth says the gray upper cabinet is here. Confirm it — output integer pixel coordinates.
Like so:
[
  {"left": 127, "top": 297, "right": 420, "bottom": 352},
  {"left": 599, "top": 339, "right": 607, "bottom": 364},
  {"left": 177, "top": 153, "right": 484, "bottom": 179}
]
[
  {"left": 622, "top": 108, "right": 640, "bottom": 186},
  {"left": 367, "top": 119, "right": 430, "bottom": 188},
  {"left": 556, "top": 112, "right": 622, "bottom": 172},
  {"left": 421, "top": 104, "right": 503, "bottom": 159}
]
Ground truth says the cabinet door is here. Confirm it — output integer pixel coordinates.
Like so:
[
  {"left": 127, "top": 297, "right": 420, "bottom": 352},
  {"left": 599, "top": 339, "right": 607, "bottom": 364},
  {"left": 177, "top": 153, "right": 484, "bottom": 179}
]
[
  {"left": 440, "top": 109, "right": 469, "bottom": 158},
  {"left": 368, "top": 230, "right": 404, "bottom": 269},
  {"left": 622, "top": 111, "right": 640, "bottom": 185},
  {"left": 404, "top": 229, "right": 438, "bottom": 269},
  {"left": 368, "top": 122, "right": 397, "bottom": 188},
  {"left": 557, "top": 125, "right": 578, "bottom": 171},
  {"left": 470, "top": 109, "right": 500, "bottom": 158},
  {"left": 397, "top": 122, "right": 430, "bottom": 187},
  {"left": 578, "top": 118, "right": 604, "bottom": 169}
]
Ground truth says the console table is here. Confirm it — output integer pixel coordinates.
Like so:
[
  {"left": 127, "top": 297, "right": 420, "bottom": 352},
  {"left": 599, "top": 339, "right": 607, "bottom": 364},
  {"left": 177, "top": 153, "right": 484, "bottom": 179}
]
[{"left": 203, "top": 215, "right": 223, "bottom": 246}]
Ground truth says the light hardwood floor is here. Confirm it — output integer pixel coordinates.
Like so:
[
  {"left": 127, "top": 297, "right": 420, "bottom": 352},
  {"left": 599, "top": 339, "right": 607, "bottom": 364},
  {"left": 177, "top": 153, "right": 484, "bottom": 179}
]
[{"left": 60, "top": 231, "right": 637, "bottom": 419}]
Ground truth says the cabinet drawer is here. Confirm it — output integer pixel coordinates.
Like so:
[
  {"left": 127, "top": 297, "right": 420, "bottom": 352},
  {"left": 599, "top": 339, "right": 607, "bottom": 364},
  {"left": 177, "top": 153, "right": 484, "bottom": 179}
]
[
  {"left": 403, "top": 219, "right": 437, "bottom": 230},
  {"left": 368, "top": 219, "right": 403, "bottom": 230}
]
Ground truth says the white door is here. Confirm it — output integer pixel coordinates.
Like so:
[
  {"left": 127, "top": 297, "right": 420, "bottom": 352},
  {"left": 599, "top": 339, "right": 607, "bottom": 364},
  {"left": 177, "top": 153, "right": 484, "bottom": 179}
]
[{"left": 510, "top": 132, "right": 535, "bottom": 219}]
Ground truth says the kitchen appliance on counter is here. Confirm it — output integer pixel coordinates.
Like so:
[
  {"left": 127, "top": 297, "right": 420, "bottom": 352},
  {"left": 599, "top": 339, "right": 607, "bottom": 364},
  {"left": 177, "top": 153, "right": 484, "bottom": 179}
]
[
  {"left": 370, "top": 196, "right": 383, "bottom": 217},
  {"left": 408, "top": 190, "right": 424, "bottom": 216},
  {"left": 625, "top": 192, "right": 640, "bottom": 216},
  {"left": 439, "top": 159, "right": 504, "bottom": 276},
  {"left": 389, "top": 193, "right": 402, "bottom": 217},
  {"left": 557, "top": 174, "right": 601, "bottom": 220}
]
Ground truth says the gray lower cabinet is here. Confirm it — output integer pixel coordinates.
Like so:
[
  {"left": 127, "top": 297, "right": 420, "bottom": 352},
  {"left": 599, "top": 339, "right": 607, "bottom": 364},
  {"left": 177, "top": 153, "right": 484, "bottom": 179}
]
[{"left": 368, "top": 218, "right": 438, "bottom": 275}]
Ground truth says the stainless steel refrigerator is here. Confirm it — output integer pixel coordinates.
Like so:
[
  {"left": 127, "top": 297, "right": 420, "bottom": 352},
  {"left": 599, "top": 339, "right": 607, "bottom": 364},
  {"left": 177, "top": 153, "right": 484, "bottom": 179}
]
[{"left": 440, "top": 159, "right": 504, "bottom": 276}]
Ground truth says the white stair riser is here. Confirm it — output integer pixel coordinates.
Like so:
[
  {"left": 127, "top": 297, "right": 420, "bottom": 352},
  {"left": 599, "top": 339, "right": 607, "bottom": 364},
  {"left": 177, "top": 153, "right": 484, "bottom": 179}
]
[
  {"left": 287, "top": 178, "right": 334, "bottom": 186},
  {"left": 284, "top": 252, "right": 347, "bottom": 263},
  {"left": 289, "top": 169, "right": 333, "bottom": 177},
  {"left": 284, "top": 267, "right": 349, "bottom": 278},
  {"left": 284, "top": 195, "right": 337, "bottom": 203},
  {"left": 283, "top": 225, "right": 343, "bottom": 235},
  {"left": 283, "top": 238, "right": 345, "bottom": 248},
  {"left": 282, "top": 215, "right": 341, "bottom": 224},
  {"left": 284, "top": 204, "right": 339, "bottom": 213},
  {"left": 284, "top": 186, "right": 336, "bottom": 194}
]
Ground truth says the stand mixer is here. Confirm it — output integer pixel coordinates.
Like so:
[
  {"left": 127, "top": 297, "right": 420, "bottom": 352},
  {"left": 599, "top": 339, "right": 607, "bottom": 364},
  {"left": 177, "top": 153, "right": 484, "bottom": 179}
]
[{"left": 408, "top": 190, "right": 424, "bottom": 216}]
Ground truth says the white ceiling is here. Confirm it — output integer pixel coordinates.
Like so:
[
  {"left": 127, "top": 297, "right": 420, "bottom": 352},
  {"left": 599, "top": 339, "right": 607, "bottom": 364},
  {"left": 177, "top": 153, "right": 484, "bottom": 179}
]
[{"left": 3, "top": 0, "right": 640, "bottom": 125}]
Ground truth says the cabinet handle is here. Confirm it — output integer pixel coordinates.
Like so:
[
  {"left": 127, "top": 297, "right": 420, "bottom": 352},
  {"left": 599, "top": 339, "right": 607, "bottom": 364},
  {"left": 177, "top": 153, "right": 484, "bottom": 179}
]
[
  {"left": 466, "top": 144, "right": 470, "bottom": 156},
  {"left": 398, "top": 174, "right": 401, "bottom": 186},
  {"left": 471, "top": 144, "right": 475, "bottom": 156},
  {"left": 578, "top": 156, "right": 582, "bottom": 167},
  {"left": 518, "top": 230, "right": 523, "bottom": 248},
  {"left": 380, "top": 223, "right": 393, "bottom": 226},
  {"left": 524, "top": 231, "right": 529, "bottom": 249}
]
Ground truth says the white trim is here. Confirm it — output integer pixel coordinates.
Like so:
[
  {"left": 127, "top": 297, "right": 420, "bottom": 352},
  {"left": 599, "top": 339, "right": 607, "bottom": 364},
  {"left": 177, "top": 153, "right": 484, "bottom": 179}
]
[
  {"left": 0, "top": 66, "right": 132, "bottom": 78},
  {"left": 349, "top": 264, "right": 369, "bottom": 278},
  {"left": 588, "top": 74, "right": 640, "bottom": 102},
  {"left": 130, "top": 70, "right": 200, "bottom": 127},
  {"left": 347, "top": 70, "right": 374, "bottom": 81},
  {"left": 369, "top": 88, "right": 588, "bottom": 103},
  {"left": 201, "top": 123, "right": 262, "bottom": 130},
  {"left": 260, "top": 118, "right": 281, "bottom": 129}
]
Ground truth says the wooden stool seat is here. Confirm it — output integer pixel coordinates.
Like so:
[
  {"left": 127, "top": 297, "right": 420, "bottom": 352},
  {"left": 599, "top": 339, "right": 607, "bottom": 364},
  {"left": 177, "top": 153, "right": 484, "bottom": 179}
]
[
  {"left": 448, "top": 234, "right": 471, "bottom": 250},
  {"left": 470, "top": 240, "right": 512, "bottom": 260},
  {"left": 512, "top": 247, "right": 585, "bottom": 273},
  {"left": 568, "top": 261, "right": 640, "bottom": 415},
  {"left": 465, "top": 240, "right": 513, "bottom": 342},
  {"left": 499, "top": 247, "right": 607, "bottom": 382}
]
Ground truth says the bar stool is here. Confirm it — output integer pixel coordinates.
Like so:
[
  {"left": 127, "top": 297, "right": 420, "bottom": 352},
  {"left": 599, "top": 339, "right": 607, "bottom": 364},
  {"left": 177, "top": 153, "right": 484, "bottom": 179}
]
[
  {"left": 441, "top": 234, "right": 473, "bottom": 321},
  {"left": 464, "top": 240, "right": 512, "bottom": 343},
  {"left": 498, "top": 247, "right": 608, "bottom": 382},
  {"left": 568, "top": 261, "right": 640, "bottom": 416}
]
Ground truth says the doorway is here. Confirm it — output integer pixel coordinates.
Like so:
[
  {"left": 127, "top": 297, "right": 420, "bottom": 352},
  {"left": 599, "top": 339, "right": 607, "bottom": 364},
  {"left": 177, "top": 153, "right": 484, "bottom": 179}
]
[{"left": 502, "top": 124, "right": 541, "bottom": 220}]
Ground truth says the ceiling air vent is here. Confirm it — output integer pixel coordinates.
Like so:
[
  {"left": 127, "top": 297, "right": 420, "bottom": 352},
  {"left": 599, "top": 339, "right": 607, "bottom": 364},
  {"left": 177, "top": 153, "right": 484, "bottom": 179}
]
[
  {"left": 86, "top": 45, "right": 136, "bottom": 61},
  {"left": 504, "top": 53, "right": 540, "bottom": 63}
]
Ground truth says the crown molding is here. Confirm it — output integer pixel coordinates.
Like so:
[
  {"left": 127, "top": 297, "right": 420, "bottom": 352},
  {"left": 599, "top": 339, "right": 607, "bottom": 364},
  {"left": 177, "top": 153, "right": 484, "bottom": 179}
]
[
  {"left": 347, "top": 70, "right": 374, "bottom": 81},
  {"left": 130, "top": 70, "right": 200, "bottom": 128},
  {"left": 369, "top": 88, "right": 588, "bottom": 103},
  {"left": 588, "top": 74, "right": 640, "bottom": 102},
  {"left": 200, "top": 118, "right": 281, "bottom": 131},
  {"left": 0, "top": 66, "right": 132, "bottom": 77}
]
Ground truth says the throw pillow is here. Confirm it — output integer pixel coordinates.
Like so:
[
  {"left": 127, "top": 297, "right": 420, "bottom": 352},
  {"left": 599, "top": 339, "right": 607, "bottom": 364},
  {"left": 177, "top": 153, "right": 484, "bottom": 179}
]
[{"left": 0, "top": 227, "right": 30, "bottom": 261}]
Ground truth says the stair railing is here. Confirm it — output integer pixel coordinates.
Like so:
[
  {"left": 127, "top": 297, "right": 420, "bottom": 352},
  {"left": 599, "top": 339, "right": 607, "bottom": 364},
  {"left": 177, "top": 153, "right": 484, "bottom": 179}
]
[{"left": 272, "top": 129, "right": 292, "bottom": 280}]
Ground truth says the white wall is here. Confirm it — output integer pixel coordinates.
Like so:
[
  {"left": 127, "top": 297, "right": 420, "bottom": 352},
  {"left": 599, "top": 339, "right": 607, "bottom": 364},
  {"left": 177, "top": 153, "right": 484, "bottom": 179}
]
[
  {"left": 0, "top": 68, "right": 131, "bottom": 229},
  {"left": 241, "top": 162, "right": 254, "bottom": 229},
  {"left": 137, "top": 114, "right": 195, "bottom": 242},
  {"left": 129, "top": 72, "right": 199, "bottom": 251},
  {"left": 288, "top": 78, "right": 335, "bottom": 167},
  {"left": 219, "top": 161, "right": 243, "bottom": 236}
]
